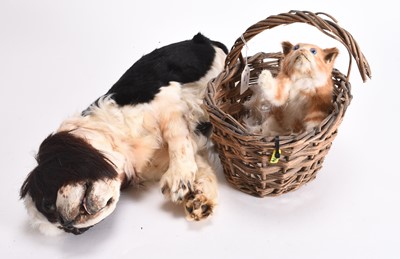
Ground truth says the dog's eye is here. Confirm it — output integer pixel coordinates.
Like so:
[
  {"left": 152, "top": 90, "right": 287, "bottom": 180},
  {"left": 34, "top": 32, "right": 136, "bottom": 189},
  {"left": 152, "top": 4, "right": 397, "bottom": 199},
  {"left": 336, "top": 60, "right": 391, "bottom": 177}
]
[
  {"left": 293, "top": 45, "right": 300, "bottom": 50},
  {"left": 310, "top": 48, "right": 317, "bottom": 55},
  {"left": 42, "top": 200, "right": 56, "bottom": 213}
]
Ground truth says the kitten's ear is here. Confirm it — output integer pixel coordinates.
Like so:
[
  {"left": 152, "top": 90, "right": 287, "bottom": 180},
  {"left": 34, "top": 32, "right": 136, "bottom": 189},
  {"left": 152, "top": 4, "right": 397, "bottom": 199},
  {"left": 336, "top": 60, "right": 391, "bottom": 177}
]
[
  {"left": 281, "top": 41, "right": 293, "bottom": 56},
  {"left": 324, "top": 47, "right": 339, "bottom": 63}
]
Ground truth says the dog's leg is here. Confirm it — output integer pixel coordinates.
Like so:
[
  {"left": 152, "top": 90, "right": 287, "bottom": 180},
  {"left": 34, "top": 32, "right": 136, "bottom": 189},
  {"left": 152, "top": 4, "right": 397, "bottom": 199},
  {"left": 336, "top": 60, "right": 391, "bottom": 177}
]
[
  {"left": 159, "top": 117, "right": 197, "bottom": 202},
  {"left": 158, "top": 83, "right": 198, "bottom": 203},
  {"left": 183, "top": 153, "right": 218, "bottom": 221}
]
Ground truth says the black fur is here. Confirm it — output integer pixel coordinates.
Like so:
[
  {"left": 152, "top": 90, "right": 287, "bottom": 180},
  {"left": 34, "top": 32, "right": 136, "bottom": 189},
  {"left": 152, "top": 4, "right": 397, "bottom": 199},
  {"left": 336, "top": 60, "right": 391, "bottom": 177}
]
[
  {"left": 195, "top": 122, "right": 213, "bottom": 138},
  {"left": 20, "top": 131, "right": 118, "bottom": 224},
  {"left": 99, "top": 33, "right": 227, "bottom": 107}
]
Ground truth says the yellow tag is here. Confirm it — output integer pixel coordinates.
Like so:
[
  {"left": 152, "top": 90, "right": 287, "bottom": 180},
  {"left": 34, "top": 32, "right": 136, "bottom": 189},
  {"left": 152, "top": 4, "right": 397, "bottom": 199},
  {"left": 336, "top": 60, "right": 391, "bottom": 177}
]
[{"left": 270, "top": 149, "right": 281, "bottom": 164}]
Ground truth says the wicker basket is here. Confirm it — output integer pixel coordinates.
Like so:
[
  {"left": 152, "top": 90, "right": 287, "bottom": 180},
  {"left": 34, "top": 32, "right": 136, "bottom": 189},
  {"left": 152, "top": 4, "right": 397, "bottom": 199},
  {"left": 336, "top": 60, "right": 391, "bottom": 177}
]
[{"left": 205, "top": 10, "right": 371, "bottom": 197}]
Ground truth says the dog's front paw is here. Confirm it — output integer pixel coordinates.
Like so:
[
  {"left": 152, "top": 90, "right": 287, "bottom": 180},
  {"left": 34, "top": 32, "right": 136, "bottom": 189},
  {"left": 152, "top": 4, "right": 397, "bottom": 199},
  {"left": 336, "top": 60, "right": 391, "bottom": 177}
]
[
  {"left": 160, "top": 167, "right": 196, "bottom": 203},
  {"left": 56, "top": 178, "right": 121, "bottom": 231},
  {"left": 81, "top": 179, "right": 119, "bottom": 215},
  {"left": 184, "top": 187, "right": 215, "bottom": 221}
]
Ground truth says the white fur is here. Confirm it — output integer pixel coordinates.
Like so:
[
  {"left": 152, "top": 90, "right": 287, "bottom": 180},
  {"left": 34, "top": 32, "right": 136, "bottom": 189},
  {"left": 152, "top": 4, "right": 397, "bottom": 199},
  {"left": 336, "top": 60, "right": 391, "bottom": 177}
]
[
  {"left": 24, "top": 46, "right": 226, "bottom": 235},
  {"left": 24, "top": 196, "right": 64, "bottom": 236},
  {"left": 258, "top": 69, "right": 286, "bottom": 106}
]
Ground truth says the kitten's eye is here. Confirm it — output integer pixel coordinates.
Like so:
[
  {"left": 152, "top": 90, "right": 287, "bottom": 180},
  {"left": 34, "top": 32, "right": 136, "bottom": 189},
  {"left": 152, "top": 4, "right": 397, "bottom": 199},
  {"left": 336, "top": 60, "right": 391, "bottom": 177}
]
[
  {"left": 293, "top": 45, "right": 300, "bottom": 50},
  {"left": 310, "top": 48, "right": 317, "bottom": 55}
]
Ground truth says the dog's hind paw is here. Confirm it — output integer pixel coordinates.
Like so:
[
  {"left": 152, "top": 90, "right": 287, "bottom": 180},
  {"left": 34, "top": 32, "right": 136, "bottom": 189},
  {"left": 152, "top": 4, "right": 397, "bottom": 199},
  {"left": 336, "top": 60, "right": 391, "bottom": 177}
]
[{"left": 184, "top": 189, "right": 215, "bottom": 221}]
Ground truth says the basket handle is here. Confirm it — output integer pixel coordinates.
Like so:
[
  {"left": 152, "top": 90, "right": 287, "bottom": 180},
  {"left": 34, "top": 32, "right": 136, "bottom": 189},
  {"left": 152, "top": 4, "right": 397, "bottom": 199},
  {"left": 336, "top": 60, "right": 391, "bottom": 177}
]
[{"left": 225, "top": 10, "right": 372, "bottom": 82}]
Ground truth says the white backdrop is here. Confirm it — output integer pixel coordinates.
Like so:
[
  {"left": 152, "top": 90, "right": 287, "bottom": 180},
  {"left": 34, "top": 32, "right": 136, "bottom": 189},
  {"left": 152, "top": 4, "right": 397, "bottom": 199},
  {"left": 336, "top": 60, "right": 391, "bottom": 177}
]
[{"left": 1, "top": 0, "right": 398, "bottom": 258}]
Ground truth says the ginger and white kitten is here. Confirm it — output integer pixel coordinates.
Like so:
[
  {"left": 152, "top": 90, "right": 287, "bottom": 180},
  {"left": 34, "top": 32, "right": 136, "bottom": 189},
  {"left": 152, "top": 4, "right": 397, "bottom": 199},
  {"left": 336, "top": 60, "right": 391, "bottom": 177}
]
[{"left": 244, "top": 41, "right": 339, "bottom": 136}]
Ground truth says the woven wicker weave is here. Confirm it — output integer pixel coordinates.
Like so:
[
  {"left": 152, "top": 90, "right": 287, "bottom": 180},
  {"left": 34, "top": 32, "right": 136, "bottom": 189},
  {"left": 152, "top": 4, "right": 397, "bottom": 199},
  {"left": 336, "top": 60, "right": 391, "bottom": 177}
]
[{"left": 205, "top": 10, "right": 371, "bottom": 197}]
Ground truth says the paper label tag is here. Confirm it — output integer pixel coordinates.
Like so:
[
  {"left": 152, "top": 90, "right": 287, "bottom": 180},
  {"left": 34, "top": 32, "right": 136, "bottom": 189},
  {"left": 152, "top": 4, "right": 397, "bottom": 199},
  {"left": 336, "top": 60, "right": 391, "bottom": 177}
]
[
  {"left": 239, "top": 34, "right": 250, "bottom": 95},
  {"left": 240, "top": 64, "right": 250, "bottom": 94}
]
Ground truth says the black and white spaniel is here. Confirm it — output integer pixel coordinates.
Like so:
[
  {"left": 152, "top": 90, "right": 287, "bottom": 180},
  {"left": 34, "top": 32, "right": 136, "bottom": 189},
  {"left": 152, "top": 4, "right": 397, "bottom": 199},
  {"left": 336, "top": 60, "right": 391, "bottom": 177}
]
[{"left": 20, "top": 33, "right": 228, "bottom": 235}]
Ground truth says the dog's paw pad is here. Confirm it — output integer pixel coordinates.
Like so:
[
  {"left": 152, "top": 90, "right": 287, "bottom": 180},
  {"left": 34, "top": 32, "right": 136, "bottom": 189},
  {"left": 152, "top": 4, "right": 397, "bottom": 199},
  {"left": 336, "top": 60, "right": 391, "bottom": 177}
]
[{"left": 184, "top": 191, "right": 214, "bottom": 221}]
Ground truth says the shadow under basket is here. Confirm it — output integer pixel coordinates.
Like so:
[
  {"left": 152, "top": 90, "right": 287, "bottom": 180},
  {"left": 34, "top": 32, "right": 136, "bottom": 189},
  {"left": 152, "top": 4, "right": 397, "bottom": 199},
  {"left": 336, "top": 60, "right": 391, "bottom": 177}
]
[{"left": 205, "top": 10, "right": 371, "bottom": 197}]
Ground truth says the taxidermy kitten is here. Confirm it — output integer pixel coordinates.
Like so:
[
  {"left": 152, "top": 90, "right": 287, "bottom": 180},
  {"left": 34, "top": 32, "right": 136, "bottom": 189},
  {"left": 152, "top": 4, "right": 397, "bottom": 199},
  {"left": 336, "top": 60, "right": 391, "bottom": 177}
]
[{"left": 244, "top": 41, "right": 339, "bottom": 136}]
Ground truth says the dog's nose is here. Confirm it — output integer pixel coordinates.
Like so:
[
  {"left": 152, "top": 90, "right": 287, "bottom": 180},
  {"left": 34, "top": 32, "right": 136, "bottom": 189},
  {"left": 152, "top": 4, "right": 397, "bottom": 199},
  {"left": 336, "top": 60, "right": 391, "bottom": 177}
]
[{"left": 58, "top": 215, "right": 74, "bottom": 227}]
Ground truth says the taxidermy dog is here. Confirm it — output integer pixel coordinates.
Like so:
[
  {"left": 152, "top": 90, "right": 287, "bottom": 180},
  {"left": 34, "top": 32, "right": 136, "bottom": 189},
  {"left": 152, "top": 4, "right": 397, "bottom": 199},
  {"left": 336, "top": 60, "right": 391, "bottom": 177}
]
[
  {"left": 244, "top": 41, "right": 339, "bottom": 136},
  {"left": 20, "top": 33, "right": 228, "bottom": 235}
]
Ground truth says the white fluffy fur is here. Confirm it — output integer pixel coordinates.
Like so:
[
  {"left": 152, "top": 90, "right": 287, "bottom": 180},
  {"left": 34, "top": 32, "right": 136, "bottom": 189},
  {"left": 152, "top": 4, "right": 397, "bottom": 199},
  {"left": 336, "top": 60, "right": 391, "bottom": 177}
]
[{"left": 24, "top": 46, "right": 226, "bottom": 235}]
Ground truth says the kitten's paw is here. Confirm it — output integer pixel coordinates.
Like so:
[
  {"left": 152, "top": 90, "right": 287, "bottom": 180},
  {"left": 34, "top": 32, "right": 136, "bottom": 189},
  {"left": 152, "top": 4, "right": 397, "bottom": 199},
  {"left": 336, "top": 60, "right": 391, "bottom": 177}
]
[
  {"left": 258, "top": 69, "right": 287, "bottom": 106},
  {"left": 184, "top": 189, "right": 215, "bottom": 221},
  {"left": 160, "top": 168, "right": 195, "bottom": 203},
  {"left": 257, "top": 70, "right": 276, "bottom": 101},
  {"left": 258, "top": 69, "right": 274, "bottom": 88}
]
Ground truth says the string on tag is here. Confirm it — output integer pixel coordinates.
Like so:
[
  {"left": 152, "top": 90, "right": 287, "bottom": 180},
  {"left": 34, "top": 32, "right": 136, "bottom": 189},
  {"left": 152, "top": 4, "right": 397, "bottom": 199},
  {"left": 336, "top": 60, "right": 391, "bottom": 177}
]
[
  {"left": 270, "top": 136, "right": 281, "bottom": 164},
  {"left": 240, "top": 34, "right": 250, "bottom": 95}
]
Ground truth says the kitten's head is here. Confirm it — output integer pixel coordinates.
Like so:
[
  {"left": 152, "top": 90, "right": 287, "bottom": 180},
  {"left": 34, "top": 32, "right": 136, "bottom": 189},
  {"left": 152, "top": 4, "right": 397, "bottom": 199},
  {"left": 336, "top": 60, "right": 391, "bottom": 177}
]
[{"left": 280, "top": 41, "right": 339, "bottom": 83}]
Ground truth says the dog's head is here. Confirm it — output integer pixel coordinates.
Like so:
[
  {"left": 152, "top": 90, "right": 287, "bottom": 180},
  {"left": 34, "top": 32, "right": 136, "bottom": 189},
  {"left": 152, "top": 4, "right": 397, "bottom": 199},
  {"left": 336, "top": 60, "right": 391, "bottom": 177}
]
[{"left": 20, "top": 131, "right": 121, "bottom": 235}]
